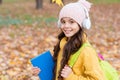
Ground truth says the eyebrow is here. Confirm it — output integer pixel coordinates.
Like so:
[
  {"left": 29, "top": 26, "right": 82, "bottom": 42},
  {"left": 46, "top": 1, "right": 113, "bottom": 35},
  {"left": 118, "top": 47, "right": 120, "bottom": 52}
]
[
  {"left": 61, "top": 18, "right": 75, "bottom": 22},
  {"left": 69, "top": 19, "right": 76, "bottom": 22}
]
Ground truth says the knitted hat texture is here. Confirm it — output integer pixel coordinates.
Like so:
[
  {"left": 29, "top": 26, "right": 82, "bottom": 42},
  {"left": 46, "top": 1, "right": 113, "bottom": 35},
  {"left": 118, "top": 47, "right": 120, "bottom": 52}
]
[{"left": 58, "top": 0, "right": 92, "bottom": 29}]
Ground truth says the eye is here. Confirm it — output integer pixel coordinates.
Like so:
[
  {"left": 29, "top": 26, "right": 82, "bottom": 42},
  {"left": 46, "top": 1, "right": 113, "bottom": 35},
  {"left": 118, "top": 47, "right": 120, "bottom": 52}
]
[
  {"left": 61, "top": 19, "right": 66, "bottom": 24},
  {"left": 69, "top": 19, "right": 75, "bottom": 24}
]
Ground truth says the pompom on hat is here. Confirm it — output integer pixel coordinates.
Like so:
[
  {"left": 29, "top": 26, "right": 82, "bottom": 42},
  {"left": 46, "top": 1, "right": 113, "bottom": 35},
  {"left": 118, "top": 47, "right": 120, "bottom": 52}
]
[{"left": 58, "top": 0, "right": 92, "bottom": 29}]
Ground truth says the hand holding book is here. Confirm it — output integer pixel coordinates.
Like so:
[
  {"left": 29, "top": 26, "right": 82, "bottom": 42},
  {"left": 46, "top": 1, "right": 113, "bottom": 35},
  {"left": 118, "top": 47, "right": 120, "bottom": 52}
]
[
  {"left": 32, "top": 66, "right": 41, "bottom": 76},
  {"left": 30, "top": 50, "right": 55, "bottom": 80}
]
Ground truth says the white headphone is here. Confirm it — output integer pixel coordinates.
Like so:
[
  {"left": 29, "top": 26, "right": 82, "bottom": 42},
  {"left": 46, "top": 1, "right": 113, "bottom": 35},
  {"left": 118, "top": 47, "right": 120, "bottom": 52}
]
[{"left": 82, "top": 5, "right": 91, "bottom": 29}]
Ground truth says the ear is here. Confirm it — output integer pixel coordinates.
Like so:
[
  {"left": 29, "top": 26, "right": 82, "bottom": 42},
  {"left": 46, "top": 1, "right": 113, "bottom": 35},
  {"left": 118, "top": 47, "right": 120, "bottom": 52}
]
[{"left": 82, "top": 17, "right": 91, "bottom": 29}]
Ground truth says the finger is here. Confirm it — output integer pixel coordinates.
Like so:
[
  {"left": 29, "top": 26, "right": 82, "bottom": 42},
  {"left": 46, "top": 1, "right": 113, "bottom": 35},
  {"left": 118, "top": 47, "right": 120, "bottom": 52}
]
[
  {"left": 65, "top": 65, "right": 71, "bottom": 68},
  {"left": 33, "top": 67, "right": 41, "bottom": 71},
  {"left": 61, "top": 73, "right": 67, "bottom": 78}
]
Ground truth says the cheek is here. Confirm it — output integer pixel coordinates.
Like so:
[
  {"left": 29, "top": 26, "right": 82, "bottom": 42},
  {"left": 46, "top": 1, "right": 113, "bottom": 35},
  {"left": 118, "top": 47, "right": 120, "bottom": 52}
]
[
  {"left": 73, "top": 29, "right": 79, "bottom": 35},
  {"left": 60, "top": 26, "right": 64, "bottom": 30},
  {"left": 60, "top": 25, "right": 64, "bottom": 28},
  {"left": 76, "top": 27, "right": 80, "bottom": 32},
  {"left": 60, "top": 25, "right": 66, "bottom": 30},
  {"left": 73, "top": 25, "right": 80, "bottom": 32},
  {"left": 60, "top": 27, "right": 64, "bottom": 33}
]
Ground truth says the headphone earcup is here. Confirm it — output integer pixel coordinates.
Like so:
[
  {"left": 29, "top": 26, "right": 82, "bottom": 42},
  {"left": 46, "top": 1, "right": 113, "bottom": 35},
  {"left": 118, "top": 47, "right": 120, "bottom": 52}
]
[
  {"left": 82, "top": 18, "right": 91, "bottom": 29},
  {"left": 57, "top": 19, "right": 61, "bottom": 28}
]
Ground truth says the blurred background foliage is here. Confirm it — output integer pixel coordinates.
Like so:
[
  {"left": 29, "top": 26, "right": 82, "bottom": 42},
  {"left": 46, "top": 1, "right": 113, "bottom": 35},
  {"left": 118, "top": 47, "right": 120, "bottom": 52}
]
[
  {"left": 0, "top": 0, "right": 120, "bottom": 80},
  {"left": 0, "top": 0, "right": 120, "bottom": 27}
]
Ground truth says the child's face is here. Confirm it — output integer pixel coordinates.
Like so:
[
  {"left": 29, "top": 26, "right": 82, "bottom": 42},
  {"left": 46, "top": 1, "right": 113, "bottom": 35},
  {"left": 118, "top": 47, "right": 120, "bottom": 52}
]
[{"left": 60, "top": 17, "right": 80, "bottom": 38}]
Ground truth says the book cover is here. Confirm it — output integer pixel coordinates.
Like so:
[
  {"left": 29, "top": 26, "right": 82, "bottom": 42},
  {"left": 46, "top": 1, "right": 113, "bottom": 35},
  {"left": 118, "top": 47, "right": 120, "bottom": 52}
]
[{"left": 30, "top": 50, "right": 55, "bottom": 80}]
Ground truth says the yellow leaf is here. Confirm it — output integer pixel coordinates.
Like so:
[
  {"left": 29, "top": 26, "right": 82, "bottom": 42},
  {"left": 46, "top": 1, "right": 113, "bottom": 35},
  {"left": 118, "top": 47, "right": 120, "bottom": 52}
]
[
  {"left": 0, "top": 75, "right": 9, "bottom": 80},
  {"left": 52, "top": 0, "right": 55, "bottom": 2},
  {"left": 52, "top": 0, "right": 64, "bottom": 6}
]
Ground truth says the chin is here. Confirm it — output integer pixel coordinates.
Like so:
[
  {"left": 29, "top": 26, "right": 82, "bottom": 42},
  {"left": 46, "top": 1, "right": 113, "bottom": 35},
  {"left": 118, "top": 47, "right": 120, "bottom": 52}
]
[{"left": 65, "top": 34, "right": 73, "bottom": 38}]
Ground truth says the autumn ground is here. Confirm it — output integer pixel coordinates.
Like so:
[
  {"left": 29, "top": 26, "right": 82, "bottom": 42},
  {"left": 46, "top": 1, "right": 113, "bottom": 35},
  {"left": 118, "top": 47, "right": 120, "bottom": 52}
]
[{"left": 0, "top": 1, "right": 120, "bottom": 80}]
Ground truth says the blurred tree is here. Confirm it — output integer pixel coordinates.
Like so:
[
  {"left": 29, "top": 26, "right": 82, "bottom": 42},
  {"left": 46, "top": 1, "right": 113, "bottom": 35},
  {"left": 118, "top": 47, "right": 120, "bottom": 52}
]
[
  {"left": 36, "top": 0, "right": 43, "bottom": 9},
  {"left": 35, "top": 0, "right": 63, "bottom": 9},
  {"left": 0, "top": 0, "right": 2, "bottom": 4},
  {"left": 50, "top": 0, "right": 52, "bottom": 3}
]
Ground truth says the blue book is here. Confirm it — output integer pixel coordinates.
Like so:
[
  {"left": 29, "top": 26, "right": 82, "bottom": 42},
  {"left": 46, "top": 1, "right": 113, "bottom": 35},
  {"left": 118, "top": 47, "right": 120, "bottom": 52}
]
[{"left": 30, "top": 50, "right": 55, "bottom": 80}]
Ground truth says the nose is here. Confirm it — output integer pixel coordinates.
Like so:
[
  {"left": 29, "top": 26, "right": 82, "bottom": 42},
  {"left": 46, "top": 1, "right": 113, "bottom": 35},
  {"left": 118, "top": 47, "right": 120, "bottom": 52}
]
[{"left": 63, "top": 22, "right": 70, "bottom": 28}]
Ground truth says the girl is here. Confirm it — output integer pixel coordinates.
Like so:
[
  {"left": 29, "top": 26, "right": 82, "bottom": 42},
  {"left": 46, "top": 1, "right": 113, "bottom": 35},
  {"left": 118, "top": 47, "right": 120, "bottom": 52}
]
[{"left": 32, "top": 0, "right": 106, "bottom": 80}]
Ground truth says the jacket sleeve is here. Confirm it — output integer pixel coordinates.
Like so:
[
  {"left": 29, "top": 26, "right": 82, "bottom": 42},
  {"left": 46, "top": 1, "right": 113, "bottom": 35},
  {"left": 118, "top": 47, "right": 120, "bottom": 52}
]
[{"left": 64, "top": 47, "right": 106, "bottom": 80}]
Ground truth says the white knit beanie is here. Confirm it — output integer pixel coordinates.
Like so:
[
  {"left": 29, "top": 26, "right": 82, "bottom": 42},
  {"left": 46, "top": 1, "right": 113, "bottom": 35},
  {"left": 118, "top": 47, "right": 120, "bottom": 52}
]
[{"left": 58, "top": 0, "right": 92, "bottom": 29}]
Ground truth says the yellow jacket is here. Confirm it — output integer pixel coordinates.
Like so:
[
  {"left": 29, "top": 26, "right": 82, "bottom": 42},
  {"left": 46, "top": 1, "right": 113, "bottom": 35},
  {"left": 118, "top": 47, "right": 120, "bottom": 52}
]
[{"left": 55, "top": 37, "right": 106, "bottom": 80}]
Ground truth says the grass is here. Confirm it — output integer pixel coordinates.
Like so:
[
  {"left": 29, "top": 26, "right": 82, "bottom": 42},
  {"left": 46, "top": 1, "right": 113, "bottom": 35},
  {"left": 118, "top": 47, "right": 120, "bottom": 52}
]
[
  {"left": 2, "top": 0, "right": 33, "bottom": 3},
  {"left": 0, "top": 0, "right": 58, "bottom": 27},
  {"left": 2, "top": 0, "right": 120, "bottom": 5},
  {"left": 89, "top": 0, "right": 120, "bottom": 4},
  {"left": 0, "top": 15, "right": 23, "bottom": 26},
  {"left": 0, "top": 15, "right": 57, "bottom": 27},
  {"left": 0, "top": 0, "right": 120, "bottom": 27}
]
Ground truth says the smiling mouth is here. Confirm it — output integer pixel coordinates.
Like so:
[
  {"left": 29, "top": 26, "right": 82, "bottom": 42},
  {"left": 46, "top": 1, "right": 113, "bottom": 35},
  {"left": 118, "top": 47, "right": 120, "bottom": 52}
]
[{"left": 64, "top": 30, "right": 72, "bottom": 34}]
